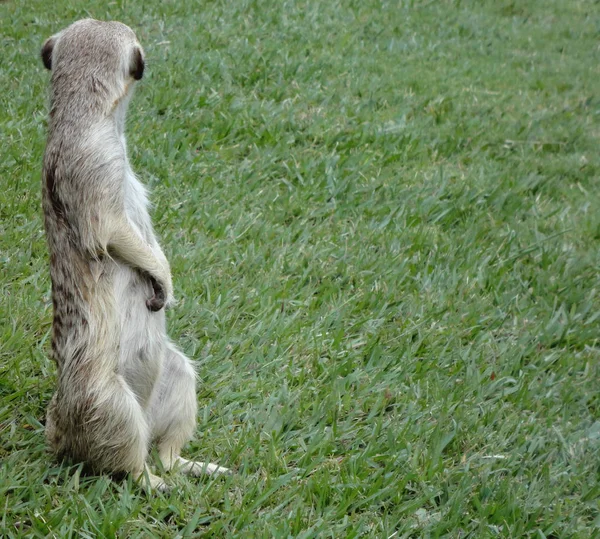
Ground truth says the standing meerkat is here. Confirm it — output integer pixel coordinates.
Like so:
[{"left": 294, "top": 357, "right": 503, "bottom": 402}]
[{"left": 40, "top": 18, "right": 229, "bottom": 491}]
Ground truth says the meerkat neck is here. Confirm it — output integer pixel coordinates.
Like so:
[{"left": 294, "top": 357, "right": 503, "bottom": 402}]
[
  {"left": 48, "top": 92, "right": 132, "bottom": 142},
  {"left": 113, "top": 89, "right": 133, "bottom": 137},
  {"left": 48, "top": 75, "right": 133, "bottom": 135}
]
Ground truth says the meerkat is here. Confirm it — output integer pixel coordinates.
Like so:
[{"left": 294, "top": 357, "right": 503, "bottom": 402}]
[{"left": 40, "top": 18, "right": 229, "bottom": 491}]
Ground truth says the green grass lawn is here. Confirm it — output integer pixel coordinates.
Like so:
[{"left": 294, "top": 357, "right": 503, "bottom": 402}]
[{"left": 1, "top": 0, "right": 600, "bottom": 536}]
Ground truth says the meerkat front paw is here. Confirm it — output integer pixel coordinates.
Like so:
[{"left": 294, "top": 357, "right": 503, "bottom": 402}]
[
  {"left": 146, "top": 272, "right": 174, "bottom": 311},
  {"left": 146, "top": 250, "right": 175, "bottom": 311},
  {"left": 146, "top": 275, "right": 168, "bottom": 311}
]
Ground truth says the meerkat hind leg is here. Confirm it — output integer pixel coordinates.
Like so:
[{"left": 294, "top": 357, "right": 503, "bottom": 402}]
[
  {"left": 97, "top": 376, "right": 170, "bottom": 492},
  {"left": 151, "top": 345, "right": 231, "bottom": 478}
]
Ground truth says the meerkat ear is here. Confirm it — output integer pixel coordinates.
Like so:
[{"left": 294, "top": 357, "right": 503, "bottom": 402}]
[
  {"left": 41, "top": 36, "right": 56, "bottom": 70},
  {"left": 130, "top": 47, "right": 144, "bottom": 80}
]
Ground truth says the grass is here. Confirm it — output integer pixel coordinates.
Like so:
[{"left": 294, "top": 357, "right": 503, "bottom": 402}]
[{"left": 1, "top": 0, "right": 600, "bottom": 536}]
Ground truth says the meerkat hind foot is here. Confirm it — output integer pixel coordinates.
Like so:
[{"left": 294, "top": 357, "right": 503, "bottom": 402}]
[
  {"left": 135, "top": 465, "right": 170, "bottom": 493},
  {"left": 175, "top": 457, "right": 231, "bottom": 477}
]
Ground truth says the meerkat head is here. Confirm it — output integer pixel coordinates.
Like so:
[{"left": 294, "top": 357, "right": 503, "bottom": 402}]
[{"left": 41, "top": 19, "right": 144, "bottom": 111}]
